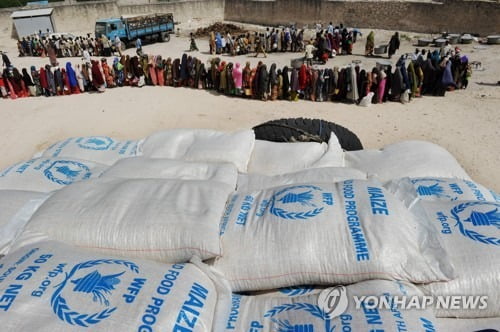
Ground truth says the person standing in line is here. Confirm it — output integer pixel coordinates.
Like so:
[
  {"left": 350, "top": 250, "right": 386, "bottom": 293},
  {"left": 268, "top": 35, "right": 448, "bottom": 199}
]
[
  {"left": 136, "top": 37, "right": 142, "bottom": 56},
  {"left": 254, "top": 33, "right": 267, "bottom": 58},
  {"left": 388, "top": 32, "right": 400, "bottom": 59}
]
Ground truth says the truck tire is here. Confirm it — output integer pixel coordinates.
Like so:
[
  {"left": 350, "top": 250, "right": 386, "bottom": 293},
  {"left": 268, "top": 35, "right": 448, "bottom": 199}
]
[
  {"left": 253, "top": 118, "right": 363, "bottom": 151},
  {"left": 160, "top": 32, "right": 170, "bottom": 42}
]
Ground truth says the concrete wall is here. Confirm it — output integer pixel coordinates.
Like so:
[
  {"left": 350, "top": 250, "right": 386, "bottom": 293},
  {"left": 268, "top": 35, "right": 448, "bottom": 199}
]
[{"left": 225, "top": 0, "right": 500, "bottom": 35}]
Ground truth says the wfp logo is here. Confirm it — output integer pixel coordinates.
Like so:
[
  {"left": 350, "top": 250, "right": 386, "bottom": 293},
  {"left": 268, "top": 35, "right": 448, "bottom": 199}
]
[
  {"left": 263, "top": 286, "right": 347, "bottom": 332},
  {"left": 269, "top": 185, "right": 333, "bottom": 220},
  {"left": 78, "top": 136, "right": 114, "bottom": 150},
  {"left": 51, "top": 259, "right": 139, "bottom": 327},
  {"left": 44, "top": 160, "right": 92, "bottom": 185},
  {"left": 279, "top": 286, "right": 317, "bottom": 297},
  {"left": 451, "top": 201, "right": 500, "bottom": 246},
  {"left": 412, "top": 179, "right": 452, "bottom": 199}
]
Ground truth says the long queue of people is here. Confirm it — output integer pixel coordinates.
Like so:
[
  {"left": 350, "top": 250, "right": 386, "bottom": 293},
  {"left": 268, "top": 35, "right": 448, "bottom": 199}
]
[
  {"left": 16, "top": 33, "right": 122, "bottom": 61},
  {"left": 0, "top": 48, "right": 471, "bottom": 103},
  {"left": 207, "top": 23, "right": 361, "bottom": 61}
]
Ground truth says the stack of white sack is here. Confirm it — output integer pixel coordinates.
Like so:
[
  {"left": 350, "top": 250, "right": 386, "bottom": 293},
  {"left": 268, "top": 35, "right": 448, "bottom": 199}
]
[
  {"left": 37, "top": 136, "right": 140, "bottom": 165},
  {"left": 0, "top": 190, "right": 49, "bottom": 255},
  {"left": 344, "top": 141, "right": 471, "bottom": 183},
  {"left": 219, "top": 280, "right": 440, "bottom": 331},
  {"left": 0, "top": 239, "right": 226, "bottom": 332},
  {"left": 138, "top": 129, "right": 255, "bottom": 172},
  {"left": 0, "top": 157, "right": 108, "bottom": 192},
  {"left": 216, "top": 179, "right": 454, "bottom": 292},
  {"left": 101, "top": 157, "right": 238, "bottom": 189},
  {"left": 386, "top": 177, "right": 500, "bottom": 318},
  {"left": 21, "top": 177, "right": 234, "bottom": 263}
]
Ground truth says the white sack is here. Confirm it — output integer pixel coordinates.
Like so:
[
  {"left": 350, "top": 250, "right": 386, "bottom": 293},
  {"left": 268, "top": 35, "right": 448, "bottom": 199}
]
[
  {"left": 0, "top": 157, "right": 108, "bottom": 192},
  {"left": 24, "top": 178, "right": 233, "bottom": 263},
  {"left": 101, "top": 157, "right": 238, "bottom": 188},
  {"left": 40, "top": 136, "right": 140, "bottom": 165},
  {"left": 247, "top": 140, "right": 328, "bottom": 176},
  {"left": 237, "top": 167, "right": 367, "bottom": 192},
  {"left": 216, "top": 179, "right": 454, "bottom": 292},
  {"left": 386, "top": 177, "right": 500, "bottom": 208},
  {"left": 310, "top": 133, "right": 345, "bottom": 168},
  {"left": 0, "top": 240, "right": 218, "bottom": 331},
  {"left": 415, "top": 200, "right": 500, "bottom": 318},
  {"left": 359, "top": 92, "right": 374, "bottom": 107},
  {"left": 139, "top": 129, "right": 255, "bottom": 172},
  {"left": 222, "top": 280, "right": 440, "bottom": 331},
  {"left": 0, "top": 190, "right": 48, "bottom": 255},
  {"left": 345, "top": 141, "right": 471, "bottom": 183}
]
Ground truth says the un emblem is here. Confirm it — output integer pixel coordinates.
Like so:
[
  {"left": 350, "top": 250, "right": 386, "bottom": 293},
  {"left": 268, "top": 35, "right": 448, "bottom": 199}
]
[
  {"left": 269, "top": 185, "right": 332, "bottom": 220},
  {"left": 78, "top": 136, "right": 114, "bottom": 150},
  {"left": 51, "top": 259, "right": 139, "bottom": 327},
  {"left": 450, "top": 201, "right": 500, "bottom": 246},
  {"left": 44, "top": 160, "right": 92, "bottom": 185}
]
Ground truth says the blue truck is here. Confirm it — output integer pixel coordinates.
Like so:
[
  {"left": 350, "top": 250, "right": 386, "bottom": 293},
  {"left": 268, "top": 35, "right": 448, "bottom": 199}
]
[{"left": 95, "top": 13, "right": 175, "bottom": 47}]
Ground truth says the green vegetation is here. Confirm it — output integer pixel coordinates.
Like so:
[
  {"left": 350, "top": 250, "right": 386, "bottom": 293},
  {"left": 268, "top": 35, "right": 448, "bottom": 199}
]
[{"left": 0, "top": 0, "right": 63, "bottom": 9}]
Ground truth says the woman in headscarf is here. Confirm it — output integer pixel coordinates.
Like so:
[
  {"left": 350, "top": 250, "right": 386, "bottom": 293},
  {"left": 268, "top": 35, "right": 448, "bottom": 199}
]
[
  {"left": 365, "top": 31, "right": 375, "bottom": 56},
  {"left": 200, "top": 62, "right": 208, "bottom": 89},
  {"left": 257, "top": 64, "right": 269, "bottom": 101},
  {"left": 233, "top": 62, "right": 243, "bottom": 95},
  {"left": 298, "top": 64, "right": 308, "bottom": 96},
  {"left": 377, "top": 70, "right": 387, "bottom": 104},
  {"left": 91, "top": 60, "right": 105, "bottom": 92},
  {"left": 282, "top": 66, "right": 290, "bottom": 100},
  {"left": 218, "top": 61, "right": 227, "bottom": 93},
  {"left": 188, "top": 56, "right": 196, "bottom": 88},
  {"left": 310, "top": 67, "right": 318, "bottom": 101},
  {"left": 172, "top": 57, "right": 181, "bottom": 87},
  {"left": 407, "top": 61, "right": 419, "bottom": 98},
  {"left": 164, "top": 58, "right": 173, "bottom": 86},
  {"left": 61, "top": 68, "right": 72, "bottom": 95},
  {"left": 21, "top": 68, "right": 36, "bottom": 96},
  {"left": 147, "top": 56, "right": 157, "bottom": 86},
  {"left": 75, "top": 64, "right": 85, "bottom": 92},
  {"left": 39, "top": 66, "right": 49, "bottom": 96},
  {"left": 225, "top": 62, "right": 234, "bottom": 95},
  {"left": 30, "top": 66, "right": 42, "bottom": 96},
  {"left": 155, "top": 56, "right": 164, "bottom": 86},
  {"left": 209, "top": 31, "right": 216, "bottom": 55},
  {"left": 388, "top": 32, "right": 400, "bottom": 59},
  {"left": 113, "top": 58, "right": 124, "bottom": 87},
  {"left": 268, "top": 64, "right": 278, "bottom": 101},
  {"left": 11, "top": 68, "right": 29, "bottom": 97},
  {"left": 65, "top": 62, "right": 80, "bottom": 94},
  {"left": 242, "top": 62, "right": 252, "bottom": 98},
  {"left": 215, "top": 32, "right": 222, "bottom": 54},
  {"left": 390, "top": 66, "right": 404, "bottom": 101},
  {"left": 45, "top": 65, "right": 56, "bottom": 96},
  {"left": 346, "top": 65, "right": 359, "bottom": 103},
  {"left": 370, "top": 67, "right": 380, "bottom": 103},
  {"left": 290, "top": 67, "right": 299, "bottom": 101},
  {"left": 277, "top": 69, "right": 283, "bottom": 100},
  {"left": 101, "top": 58, "right": 115, "bottom": 88},
  {"left": 179, "top": 53, "right": 189, "bottom": 86},
  {"left": 53, "top": 66, "right": 64, "bottom": 95},
  {"left": 440, "top": 59, "right": 456, "bottom": 93},
  {"left": 251, "top": 62, "right": 261, "bottom": 99}
]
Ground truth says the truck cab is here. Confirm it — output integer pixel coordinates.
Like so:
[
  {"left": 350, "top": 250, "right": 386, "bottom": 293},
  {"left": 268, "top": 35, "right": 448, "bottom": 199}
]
[{"left": 95, "top": 18, "right": 127, "bottom": 40}]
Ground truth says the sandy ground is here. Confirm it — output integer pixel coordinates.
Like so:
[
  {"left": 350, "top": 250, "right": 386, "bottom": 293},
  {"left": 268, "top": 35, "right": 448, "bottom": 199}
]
[{"left": 0, "top": 26, "right": 499, "bottom": 191}]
